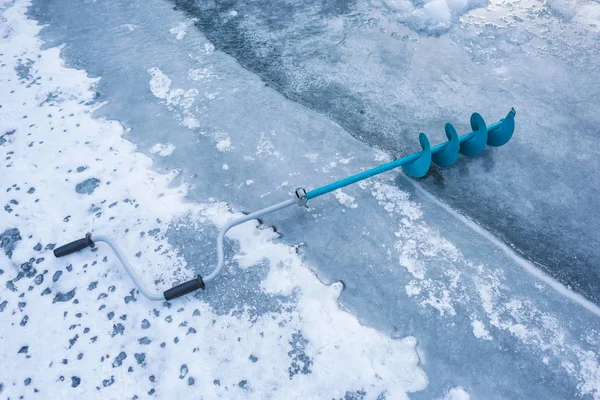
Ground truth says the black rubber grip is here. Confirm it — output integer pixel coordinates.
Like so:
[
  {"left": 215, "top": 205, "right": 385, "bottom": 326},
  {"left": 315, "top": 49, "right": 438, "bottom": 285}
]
[
  {"left": 53, "top": 233, "right": 94, "bottom": 257},
  {"left": 164, "top": 276, "right": 205, "bottom": 301}
]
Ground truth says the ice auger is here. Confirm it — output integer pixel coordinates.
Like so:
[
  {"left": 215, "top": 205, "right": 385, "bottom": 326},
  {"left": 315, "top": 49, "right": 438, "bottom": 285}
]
[{"left": 54, "top": 109, "right": 516, "bottom": 301}]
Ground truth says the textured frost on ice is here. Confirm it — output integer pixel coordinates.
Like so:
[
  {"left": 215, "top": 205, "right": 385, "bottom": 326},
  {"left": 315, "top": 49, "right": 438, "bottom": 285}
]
[
  {"left": 148, "top": 68, "right": 199, "bottom": 109},
  {"left": 256, "top": 131, "right": 283, "bottom": 160},
  {"left": 120, "top": 23, "right": 138, "bottom": 31},
  {"left": 169, "top": 19, "right": 197, "bottom": 40},
  {"left": 370, "top": 182, "right": 422, "bottom": 220},
  {"left": 188, "top": 67, "right": 214, "bottom": 81},
  {"left": 182, "top": 116, "right": 200, "bottom": 129}
]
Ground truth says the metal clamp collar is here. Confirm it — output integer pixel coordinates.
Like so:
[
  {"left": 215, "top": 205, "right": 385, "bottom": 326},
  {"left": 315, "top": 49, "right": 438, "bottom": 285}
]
[{"left": 295, "top": 187, "right": 308, "bottom": 207}]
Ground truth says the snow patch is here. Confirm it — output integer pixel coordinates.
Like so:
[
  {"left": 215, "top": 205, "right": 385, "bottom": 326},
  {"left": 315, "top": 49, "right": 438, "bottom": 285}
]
[
  {"left": 383, "top": 0, "right": 488, "bottom": 34},
  {"left": 333, "top": 189, "right": 358, "bottom": 209},
  {"left": 188, "top": 67, "right": 214, "bottom": 81},
  {"left": 148, "top": 67, "right": 201, "bottom": 133},
  {"left": 150, "top": 143, "right": 176, "bottom": 157},
  {"left": 371, "top": 182, "right": 422, "bottom": 220},
  {"left": 182, "top": 116, "right": 200, "bottom": 129},
  {"left": 471, "top": 319, "right": 492, "bottom": 340},
  {"left": 574, "top": 2, "right": 600, "bottom": 33},
  {"left": 169, "top": 21, "right": 190, "bottom": 40},
  {"left": 442, "top": 386, "right": 471, "bottom": 400},
  {"left": 216, "top": 135, "right": 232, "bottom": 152},
  {"left": 148, "top": 67, "right": 171, "bottom": 99}
]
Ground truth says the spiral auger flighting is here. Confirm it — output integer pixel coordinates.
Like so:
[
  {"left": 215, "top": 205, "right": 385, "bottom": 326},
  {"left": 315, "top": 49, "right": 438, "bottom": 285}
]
[
  {"left": 401, "top": 108, "right": 516, "bottom": 178},
  {"left": 54, "top": 109, "right": 516, "bottom": 301}
]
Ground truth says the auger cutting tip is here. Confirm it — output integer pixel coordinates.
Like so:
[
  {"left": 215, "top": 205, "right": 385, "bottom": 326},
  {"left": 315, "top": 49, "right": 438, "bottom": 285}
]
[{"left": 487, "top": 109, "right": 515, "bottom": 147}]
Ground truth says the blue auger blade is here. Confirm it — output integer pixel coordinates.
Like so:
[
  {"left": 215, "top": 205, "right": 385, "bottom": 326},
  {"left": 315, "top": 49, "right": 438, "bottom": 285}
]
[
  {"left": 432, "top": 123, "right": 460, "bottom": 167},
  {"left": 487, "top": 108, "right": 516, "bottom": 147},
  {"left": 402, "top": 132, "right": 431, "bottom": 178},
  {"left": 460, "top": 113, "right": 488, "bottom": 157}
]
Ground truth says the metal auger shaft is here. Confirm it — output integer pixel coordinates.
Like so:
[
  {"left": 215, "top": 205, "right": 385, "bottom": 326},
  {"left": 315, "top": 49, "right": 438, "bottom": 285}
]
[{"left": 53, "top": 109, "right": 516, "bottom": 301}]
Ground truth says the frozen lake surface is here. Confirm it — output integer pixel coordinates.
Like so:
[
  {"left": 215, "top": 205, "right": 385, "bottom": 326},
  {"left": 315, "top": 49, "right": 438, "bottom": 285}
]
[
  {"left": 168, "top": 0, "right": 600, "bottom": 305},
  {"left": 1, "top": 0, "right": 599, "bottom": 398}
]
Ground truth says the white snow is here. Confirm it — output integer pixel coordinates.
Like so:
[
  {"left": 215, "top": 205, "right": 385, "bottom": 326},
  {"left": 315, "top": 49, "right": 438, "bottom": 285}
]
[
  {"left": 148, "top": 67, "right": 171, "bottom": 99},
  {"left": 150, "top": 143, "right": 176, "bottom": 157},
  {"left": 188, "top": 67, "right": 214, "bottom": 81},
  {"left": 216, "top": 136, "right": 232, "bottom": 152},
  {"left": 333, "top": 189, "right": 358, "bottom": 209},
  {"left": 169, "top": 21, "right": 189, "bottom": 40},
  {"left": 574, "top": 2, "right": 600, "bottom": 32},
  {"left": 383, "top": 0, "right": 487, "bottom": 33},
  {"left": 371, "top": 182, "right": 422, "bottom": 220},
  {"left": 471, "top": 320, "right": 492, "bottom": 340},
  {"left": 442, "top": 386, "right": 471, "bottom": 400},
  {"left": 169, "top": 18, "right": 198, "bottom": 40},
  {"left": 182, "top": 116, "right": 200, "bottom": 129}
]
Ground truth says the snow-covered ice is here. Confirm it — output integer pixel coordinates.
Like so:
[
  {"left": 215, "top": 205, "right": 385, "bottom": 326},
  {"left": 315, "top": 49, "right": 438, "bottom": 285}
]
[
  {"left": 0, "top": 2, "right": 428, "bottom": 398},
  {"left": 1, "top": 0, "right": 599, "bottom": 398}
]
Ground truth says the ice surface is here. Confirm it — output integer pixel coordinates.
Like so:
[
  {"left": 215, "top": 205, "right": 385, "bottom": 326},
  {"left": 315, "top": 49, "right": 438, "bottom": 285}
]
[
  {"left": 0, "top": 3, "right": 428, "bottom": 398},
  {"left": 0, "top": 0, "right": 599, "bottom": 398},
  {"left": 165, "top": 0, "right": 600, "bottom": 304}
]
